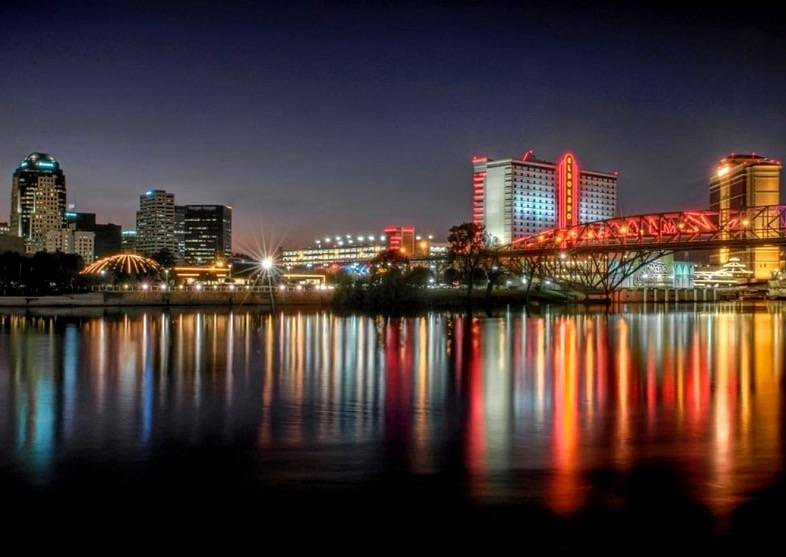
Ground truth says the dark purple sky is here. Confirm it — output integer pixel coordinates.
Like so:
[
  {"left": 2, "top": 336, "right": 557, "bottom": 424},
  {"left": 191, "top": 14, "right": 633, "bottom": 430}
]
[{"left": 2, "top": 1, "right": 785, "bottom": 249}]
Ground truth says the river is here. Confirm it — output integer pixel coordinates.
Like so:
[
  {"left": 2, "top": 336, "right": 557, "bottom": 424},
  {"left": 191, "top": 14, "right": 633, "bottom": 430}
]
[{"left": 1, "top": 304, "right": 784, "bottom": 548}]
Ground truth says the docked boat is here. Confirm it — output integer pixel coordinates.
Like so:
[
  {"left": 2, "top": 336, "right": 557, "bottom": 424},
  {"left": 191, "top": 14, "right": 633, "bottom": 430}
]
[{"left": 694, "top": 257, "right": 754, "bottom": 288}]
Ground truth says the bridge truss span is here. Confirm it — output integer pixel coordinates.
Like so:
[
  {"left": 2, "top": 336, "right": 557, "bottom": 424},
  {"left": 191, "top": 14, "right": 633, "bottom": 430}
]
[
  {"left": 496, "top": 205, "right": 786, "bottom": 300},
  {"left": 505, "top": 205, "right": 786, "bottom": 256}
]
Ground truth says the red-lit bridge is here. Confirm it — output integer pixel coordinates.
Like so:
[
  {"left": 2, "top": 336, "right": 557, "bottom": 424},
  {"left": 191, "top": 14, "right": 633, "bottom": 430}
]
[
  {"left": 504, "top": 205, "right": 786, "bottom": 255},
  {"left": 495, "top": 205, "right": 786, "bottom": 298}
]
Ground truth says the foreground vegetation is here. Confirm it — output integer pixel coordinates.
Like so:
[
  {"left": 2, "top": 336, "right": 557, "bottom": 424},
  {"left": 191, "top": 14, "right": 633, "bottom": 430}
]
[{"left": 331, "top": 223, "right": 572, "bottom": 311}]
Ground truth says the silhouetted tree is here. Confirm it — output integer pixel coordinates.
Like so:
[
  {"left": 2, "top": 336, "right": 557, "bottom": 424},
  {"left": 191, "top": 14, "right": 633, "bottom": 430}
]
[
  {"left": 0, "top": 251, "right": 84, "bottom": 295},
  {"left": 447, "top": 222, "right": 487, "bottom": 302},
  {"left": 403, "top": 266, "right": 432, "bottom": 287},
  {"left": 151, "top": 248, "right": 176, "bottom": 268}
]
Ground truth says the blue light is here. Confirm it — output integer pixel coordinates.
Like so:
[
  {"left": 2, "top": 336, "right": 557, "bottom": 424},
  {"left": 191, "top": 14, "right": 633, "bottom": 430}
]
[
  {"left": 145, "top": 191, "right": 154, "bottom": 196},
  {"left": 37, "top": 161, "right": 56, "bottom": 169}
]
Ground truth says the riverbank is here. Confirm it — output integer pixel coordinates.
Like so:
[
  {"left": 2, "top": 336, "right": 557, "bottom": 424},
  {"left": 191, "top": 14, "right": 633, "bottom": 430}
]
[
  {"left": 0, "top": 290, "right": 332, "bottom": 308},
  {"left": 0, "top": 285, "right": 758, "bottom": 309}
]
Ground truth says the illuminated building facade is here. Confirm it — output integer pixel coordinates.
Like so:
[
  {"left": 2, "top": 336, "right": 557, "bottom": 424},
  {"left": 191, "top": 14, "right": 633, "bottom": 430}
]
[
  {"left": 282, "top": 233, "right": 389, "bottom": 269},
  {"left": 45, "top": 226, "right": 96, "bottom": 263},
  {"left": 136, "top": 189, "right": 176, "bottom": 257},
  {"left": 10, "top": 153, "right": 67, "bottom": 253},
  {"left": 384, "top": 226, "right": 416, "bottom": 256},
  {"left": 710, "top": 153, "right": 783, "bottom": 279},
  {"left": 282, "top": 228, "right": 436, "bottom": 269},
  {"left": 182, "top": 204, "right": 232, "bottom": 264},
  {"left": 472, "top": 150, "right": 617, "bottom": 245},
  {"left": 172, "top": 262, "right": 231, "bottom": 284}
]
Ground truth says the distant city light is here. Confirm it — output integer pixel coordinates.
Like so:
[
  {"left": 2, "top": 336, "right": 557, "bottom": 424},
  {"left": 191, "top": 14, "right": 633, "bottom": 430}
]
[
  {"left": 717, "top": 165, "right": 730, "bottom": 178},
  {"left": 261, "top": 257, "right": 274, "bottom": 271}
]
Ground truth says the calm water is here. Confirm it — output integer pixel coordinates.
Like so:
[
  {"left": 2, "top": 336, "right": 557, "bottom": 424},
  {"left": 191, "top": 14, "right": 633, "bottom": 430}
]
[{"left": 1, "top": 305, "right": 785, "bottom": 543}]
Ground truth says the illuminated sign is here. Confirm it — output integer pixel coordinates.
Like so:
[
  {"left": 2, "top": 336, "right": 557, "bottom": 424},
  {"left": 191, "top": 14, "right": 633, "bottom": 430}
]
[{"left": 557, "top": 152, "right": 580, "bottom": 229}]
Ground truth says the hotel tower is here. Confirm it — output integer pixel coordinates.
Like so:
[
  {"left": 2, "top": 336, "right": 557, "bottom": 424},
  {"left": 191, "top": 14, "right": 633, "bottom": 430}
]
[{"left": 472, "top": 150, "right": 617, "bottom": 245}]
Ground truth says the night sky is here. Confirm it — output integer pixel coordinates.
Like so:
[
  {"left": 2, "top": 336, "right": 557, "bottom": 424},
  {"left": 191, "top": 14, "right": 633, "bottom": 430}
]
[{"left": 2, "top": 1, "right": 785, "bottom": 249}]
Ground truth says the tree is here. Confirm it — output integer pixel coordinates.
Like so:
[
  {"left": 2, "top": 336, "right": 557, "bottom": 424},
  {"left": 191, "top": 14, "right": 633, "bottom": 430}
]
[
  {"left": 403, "top": 266, "right": 432, "bottom": 287},
  {"left": 447, "top": 222, "right": 487, "bottom": 302},
  {"left": 151, "top": 248, "right": 176, "bottom": 268}
]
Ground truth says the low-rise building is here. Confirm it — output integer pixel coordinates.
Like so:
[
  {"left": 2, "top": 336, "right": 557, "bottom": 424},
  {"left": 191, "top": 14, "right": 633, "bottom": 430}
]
[
  {"left": 282, "top": 228, "right": 437, "bottom": 269},
  {"left": 282, "top": 234, "right": 389, "bottom": 269}
]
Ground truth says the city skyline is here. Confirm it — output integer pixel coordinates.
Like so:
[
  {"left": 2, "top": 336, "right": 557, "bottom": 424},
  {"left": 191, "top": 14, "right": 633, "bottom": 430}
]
[{"left": 2, "top": 1, "right": 785, "bottom": 247}]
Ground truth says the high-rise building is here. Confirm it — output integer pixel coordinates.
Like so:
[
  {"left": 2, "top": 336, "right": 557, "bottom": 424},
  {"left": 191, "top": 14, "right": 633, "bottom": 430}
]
[
  {"left": 175, "top": 205, "right": 187, "bottom": 262},
  {"left": 65, "top": 210, "right": 96, "bottom": 230},
  {"left": 710, "top": 153, "right": 782, "bottom": 279},
  {"left": 10, "top": 153, "right": 67, "bottom": 253},
  {"left": 45, "top": 226, "right": 95, "bottom": 263},
  {"left": 136, "top": 189, "right": 176, "bottom": 257},
  {"left": 92, "top": 223, "right": 122, "bottom": 258},
  {"left": 122, "top": 230, "right": 138, "bottom": 253},
  {"left": 472, "top": 150, "right": 617, "bottom": 245},
  {"left": 183, "top": 205, "right": 232, "bottom": 264},
  {"left": 66, "top": 211, "right": 122, "bottom": 258}
]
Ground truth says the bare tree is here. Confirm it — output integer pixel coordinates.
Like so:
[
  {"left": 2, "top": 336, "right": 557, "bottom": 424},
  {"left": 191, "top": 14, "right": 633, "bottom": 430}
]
[{"left": 448, "top": 222, "right": 487, "bottom": 303}]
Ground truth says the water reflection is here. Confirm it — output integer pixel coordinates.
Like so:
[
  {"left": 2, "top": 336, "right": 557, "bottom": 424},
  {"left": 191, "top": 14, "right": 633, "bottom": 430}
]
[{"left": 0, "top": 305, "right": 783, "bottom": 514}]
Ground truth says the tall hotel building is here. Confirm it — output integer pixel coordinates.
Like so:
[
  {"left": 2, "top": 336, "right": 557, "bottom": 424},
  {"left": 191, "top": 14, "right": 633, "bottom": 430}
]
[
  {"left": 10, "top": 152, "right": 67, "bottom": 253},
  {"left": 472, "top": 150, "right": 617, "bottom": 244},
  {"left": 136, "top": 189, "right": 176, "bottom": 257},
  {"left": 710, "top": 153, "right": 782, "bottom": 279}
]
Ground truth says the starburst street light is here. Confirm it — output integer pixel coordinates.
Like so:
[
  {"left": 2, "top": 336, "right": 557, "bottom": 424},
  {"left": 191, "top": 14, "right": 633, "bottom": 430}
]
[{"left": 257, "top": 255, "right": 278, "bottom": 309}]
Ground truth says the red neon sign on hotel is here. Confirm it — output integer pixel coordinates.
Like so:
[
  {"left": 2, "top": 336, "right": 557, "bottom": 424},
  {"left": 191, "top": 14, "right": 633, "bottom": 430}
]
[{"left": 557, "top": 152, "right": 580, "bottom": 230}]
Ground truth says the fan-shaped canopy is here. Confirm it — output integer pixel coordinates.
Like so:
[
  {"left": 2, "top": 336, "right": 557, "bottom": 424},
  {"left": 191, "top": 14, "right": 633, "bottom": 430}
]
[{"left": 81, "top": 254, "right": 162, "bottom": 277}]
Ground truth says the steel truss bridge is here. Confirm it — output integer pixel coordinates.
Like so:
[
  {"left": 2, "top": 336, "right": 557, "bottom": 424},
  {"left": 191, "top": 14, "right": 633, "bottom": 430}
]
[{"left": 495, "top": 205, "right": 786, "bottom": 298}]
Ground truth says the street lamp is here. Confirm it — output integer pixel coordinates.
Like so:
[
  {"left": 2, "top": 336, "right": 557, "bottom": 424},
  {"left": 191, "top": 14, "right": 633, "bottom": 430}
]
[{"left": 259, "top": 256, "right": 276, "bottom": 310}]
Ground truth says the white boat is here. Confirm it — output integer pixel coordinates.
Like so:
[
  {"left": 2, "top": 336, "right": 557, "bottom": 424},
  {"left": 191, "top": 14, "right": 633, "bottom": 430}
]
[{"left": 694, "top": 257, "right": 754, "bottom": 288}]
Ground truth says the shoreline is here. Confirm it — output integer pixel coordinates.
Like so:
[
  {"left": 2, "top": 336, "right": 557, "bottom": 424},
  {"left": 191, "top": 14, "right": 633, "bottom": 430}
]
[
  {"left": 0, "top": 286, "right": 767, "bottom": 309},
  {"left": 0, "top": 291, "right": 332, "bottom": 308}
]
